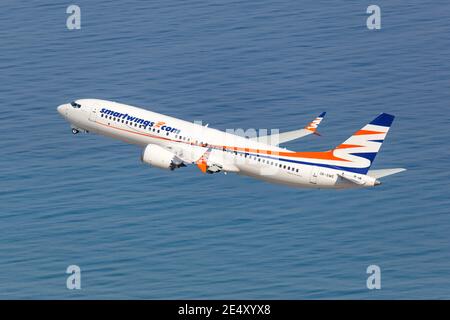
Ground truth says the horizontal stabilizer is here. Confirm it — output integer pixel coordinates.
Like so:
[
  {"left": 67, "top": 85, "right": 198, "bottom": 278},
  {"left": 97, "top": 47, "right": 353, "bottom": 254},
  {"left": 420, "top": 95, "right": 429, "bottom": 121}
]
[
  {"left": 367, "top": 168, "right": 406, "bottom": 179},
  {"left": 337, "top": 172, "right": 366, "bottom": 185}
]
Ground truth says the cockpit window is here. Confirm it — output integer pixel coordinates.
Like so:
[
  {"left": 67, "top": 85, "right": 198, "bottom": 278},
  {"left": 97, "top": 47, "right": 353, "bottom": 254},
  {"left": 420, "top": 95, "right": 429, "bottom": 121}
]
[{"left": 70, "top": 101, "right": 81, "bottom": 108}]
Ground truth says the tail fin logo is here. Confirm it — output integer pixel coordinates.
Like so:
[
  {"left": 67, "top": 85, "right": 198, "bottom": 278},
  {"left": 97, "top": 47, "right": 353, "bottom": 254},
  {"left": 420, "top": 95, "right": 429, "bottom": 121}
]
[
  {"left": 332, "top": 113, "right": 395, "bottom": 173},
  {"left": 154, "top": 121, "right": 166, "bottom": 128}
]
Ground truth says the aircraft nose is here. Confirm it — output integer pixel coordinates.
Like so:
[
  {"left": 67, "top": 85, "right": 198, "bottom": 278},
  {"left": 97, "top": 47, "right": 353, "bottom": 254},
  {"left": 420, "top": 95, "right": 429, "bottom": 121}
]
[{"left": 57, "top": 104, "right": 67, "bottom": 116}]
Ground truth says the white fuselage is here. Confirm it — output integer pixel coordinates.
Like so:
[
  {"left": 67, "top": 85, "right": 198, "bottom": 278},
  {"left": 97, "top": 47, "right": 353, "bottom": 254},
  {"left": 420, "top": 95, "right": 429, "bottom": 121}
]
[{"left": 57, "top": 99, "right": 376, "bottom": 189}]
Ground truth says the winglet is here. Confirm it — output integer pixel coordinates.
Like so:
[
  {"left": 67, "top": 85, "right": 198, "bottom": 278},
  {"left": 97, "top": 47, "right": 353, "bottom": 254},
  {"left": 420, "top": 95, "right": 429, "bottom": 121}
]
[
  {"left": 196, "top": 162, "right": 207, "bottom": 173},
  {"left": 196, "top": 148, "right": 212, "bottom": 173},
  {"left": 305, "top": 112, "right": 326, "bottom": 134}
]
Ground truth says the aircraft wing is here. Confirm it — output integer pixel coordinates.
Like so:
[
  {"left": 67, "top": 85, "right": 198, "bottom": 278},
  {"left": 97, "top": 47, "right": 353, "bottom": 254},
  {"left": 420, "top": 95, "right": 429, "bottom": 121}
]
[{"left": 252, "top": 112, "right": 326, "bottom": 146}]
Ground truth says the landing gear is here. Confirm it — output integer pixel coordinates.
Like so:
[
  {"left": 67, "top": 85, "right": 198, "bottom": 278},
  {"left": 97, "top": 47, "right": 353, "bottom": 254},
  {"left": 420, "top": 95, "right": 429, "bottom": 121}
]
[{"left": 72, "top": 128, "right": 80, "bottom": 134}]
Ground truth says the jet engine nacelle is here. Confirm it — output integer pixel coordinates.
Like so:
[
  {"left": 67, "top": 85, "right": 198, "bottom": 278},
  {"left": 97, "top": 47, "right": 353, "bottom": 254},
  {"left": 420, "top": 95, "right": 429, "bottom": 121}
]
[{"left": 141, "top": 144, "right": 185, "bottom": 170}]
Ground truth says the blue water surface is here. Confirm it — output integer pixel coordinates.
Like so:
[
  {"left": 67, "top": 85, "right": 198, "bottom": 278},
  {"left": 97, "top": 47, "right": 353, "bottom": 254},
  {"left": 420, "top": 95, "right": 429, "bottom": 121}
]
[{"left": 0, "top": 0, "right": 449, "bottom": 299}]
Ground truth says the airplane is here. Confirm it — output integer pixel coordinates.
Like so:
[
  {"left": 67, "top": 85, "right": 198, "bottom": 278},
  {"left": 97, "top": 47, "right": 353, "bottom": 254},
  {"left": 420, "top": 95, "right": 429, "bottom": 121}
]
[{"left": 57, "top": 99, "right": 405, "bottom": 189}]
